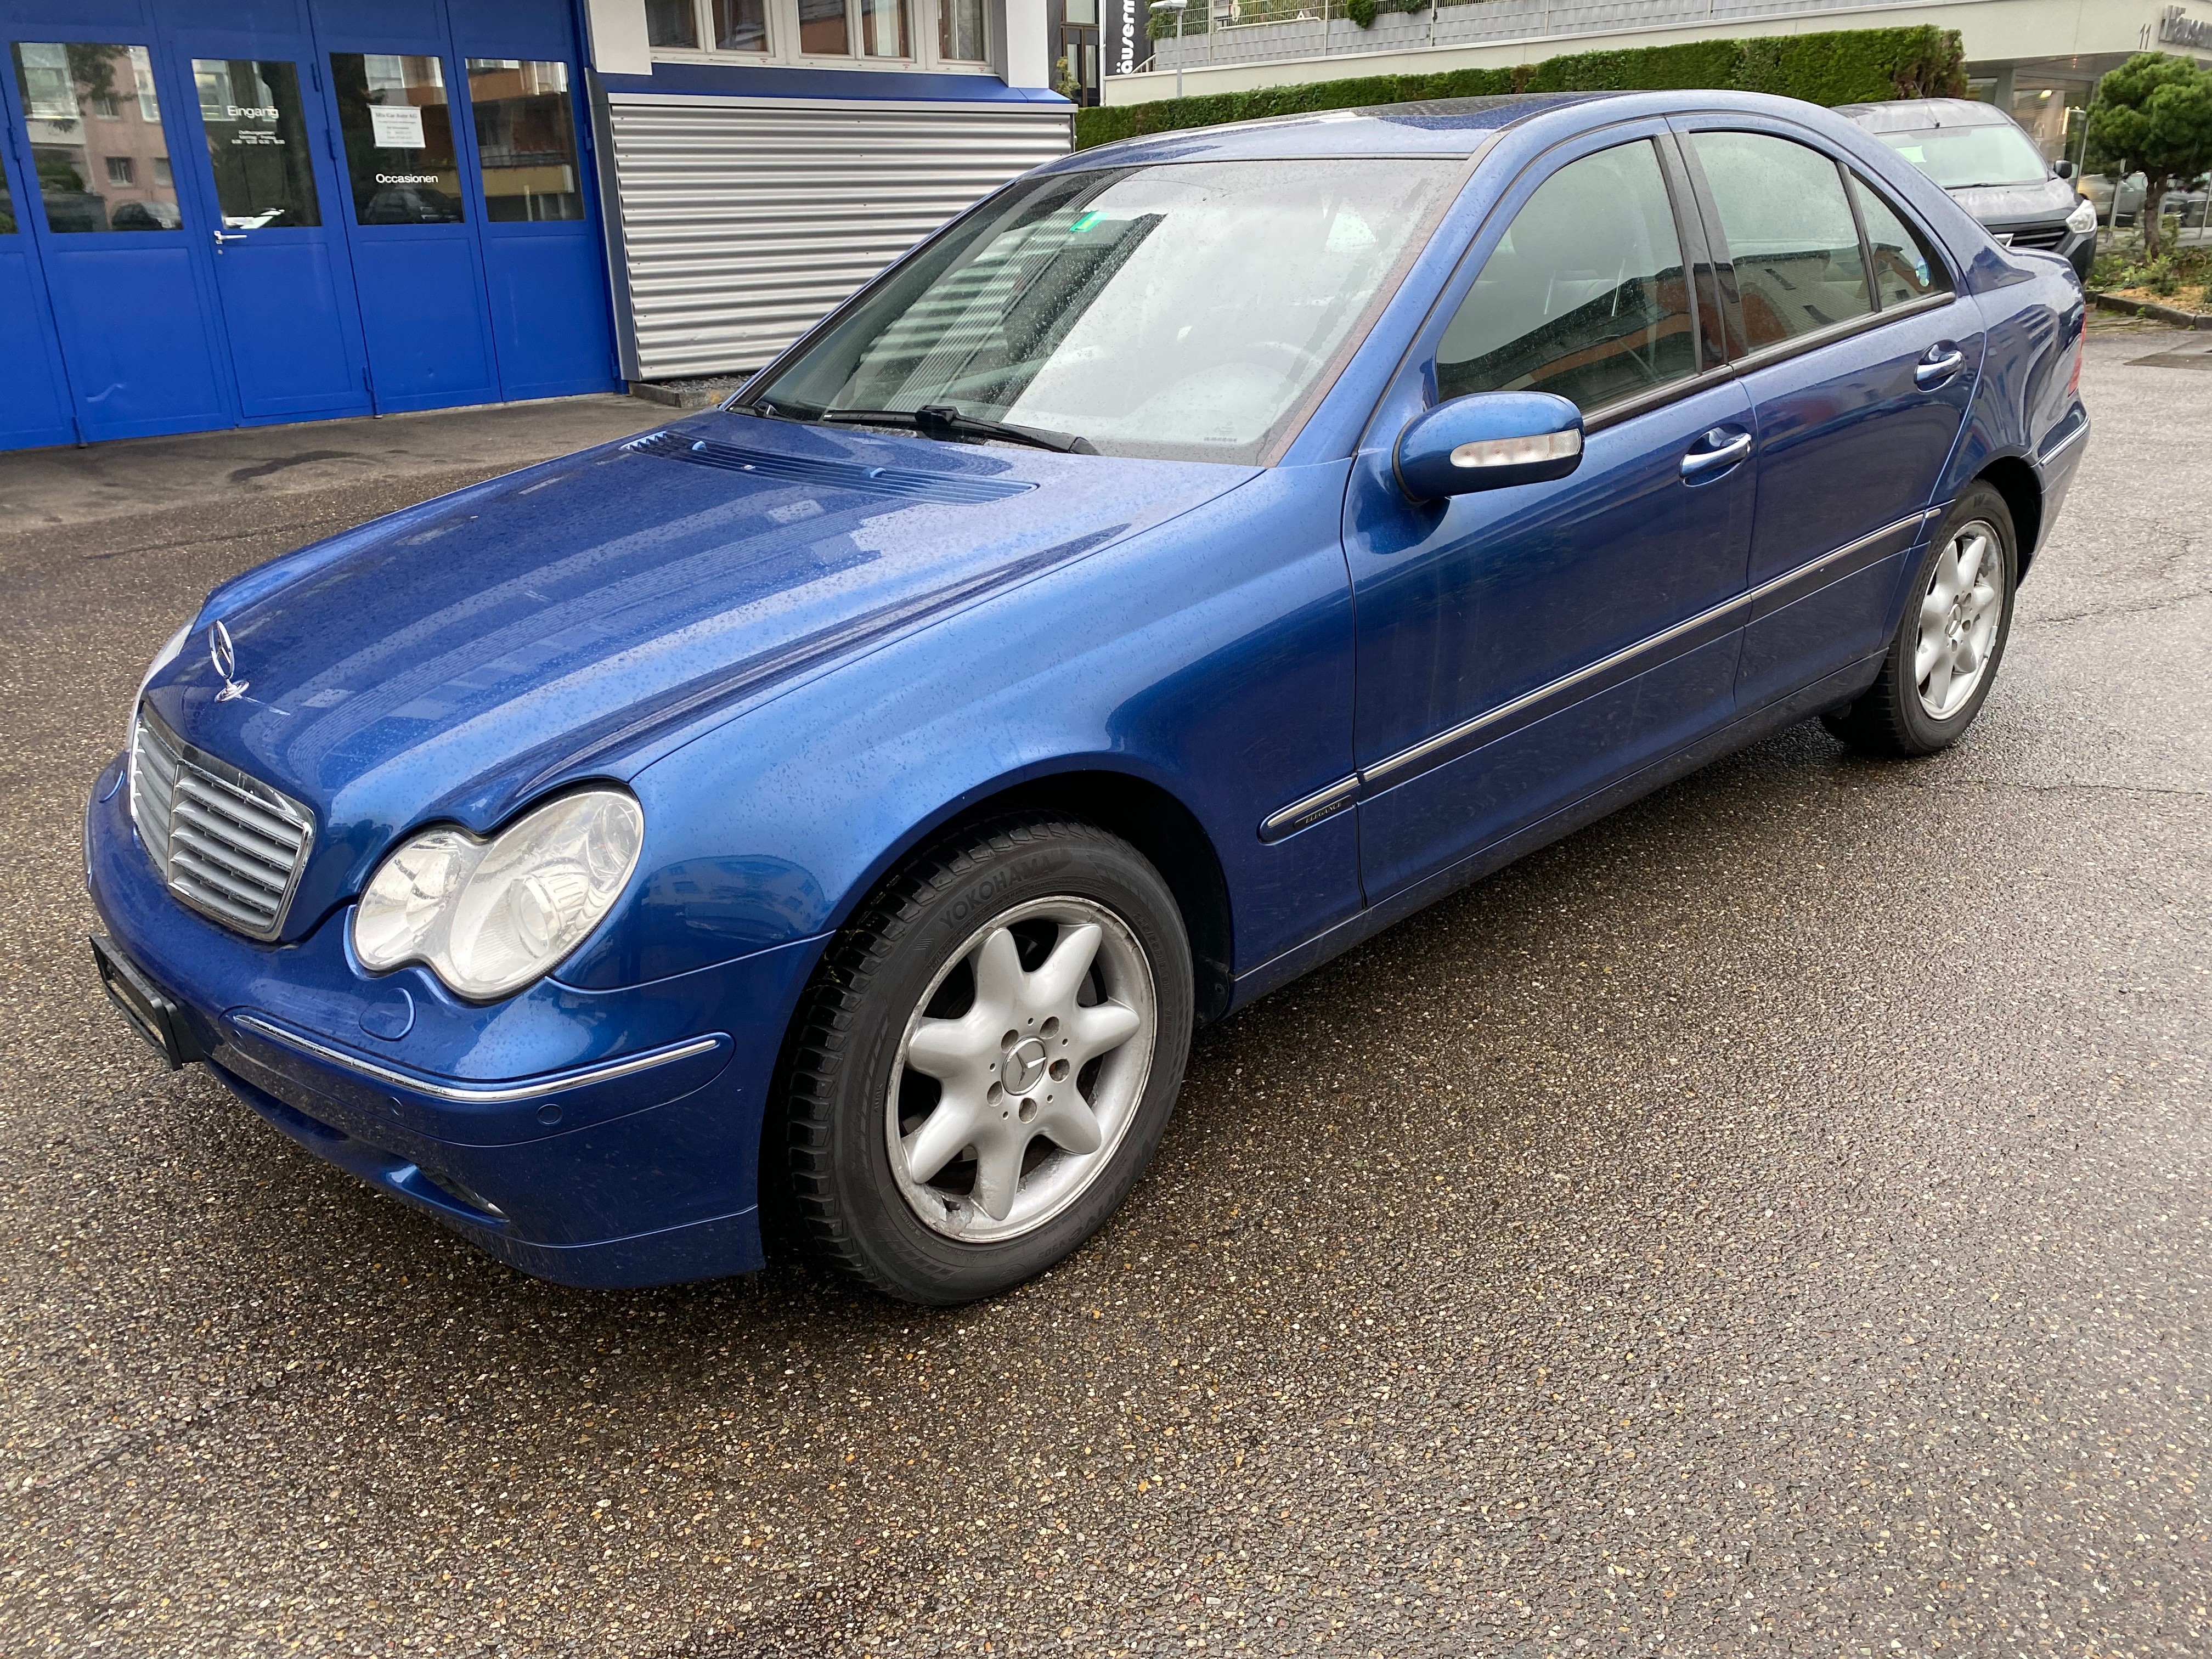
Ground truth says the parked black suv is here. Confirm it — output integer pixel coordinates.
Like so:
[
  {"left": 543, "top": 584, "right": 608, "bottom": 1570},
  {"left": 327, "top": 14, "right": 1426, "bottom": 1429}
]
[{"left": 1836, "top": 97, "right": 2095, "bottom": 280}]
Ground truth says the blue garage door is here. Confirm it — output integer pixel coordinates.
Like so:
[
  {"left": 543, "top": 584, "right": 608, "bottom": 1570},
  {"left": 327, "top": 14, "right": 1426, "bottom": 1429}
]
[{"left": 0, "top": 0, "right": 617, "bottom": 451}]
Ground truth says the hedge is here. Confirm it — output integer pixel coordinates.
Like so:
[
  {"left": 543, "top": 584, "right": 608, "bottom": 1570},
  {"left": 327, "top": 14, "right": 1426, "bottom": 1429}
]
[{"left": 1075, "top": 24, "right": 1966, "bottom": 149}]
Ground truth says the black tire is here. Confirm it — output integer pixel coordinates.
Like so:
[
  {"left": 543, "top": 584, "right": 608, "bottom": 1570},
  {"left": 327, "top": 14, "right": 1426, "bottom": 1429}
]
[
  {"left": 1822, "top": 483, "right": 2018, "bottom": 758},
  {"left": 781, "top": 815, "right": 1193, "bottom": 1305}
]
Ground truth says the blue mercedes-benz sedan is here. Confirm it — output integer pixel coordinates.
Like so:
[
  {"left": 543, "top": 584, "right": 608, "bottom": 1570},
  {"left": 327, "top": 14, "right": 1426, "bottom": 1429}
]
[{"left": 87, "top": 91, "right": 2088, "bottom": 1305}]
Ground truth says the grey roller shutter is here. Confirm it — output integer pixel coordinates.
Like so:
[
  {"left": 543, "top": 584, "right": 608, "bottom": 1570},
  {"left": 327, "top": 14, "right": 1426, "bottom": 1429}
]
[{"left": 606, "top": 94, "right": 1072, "bottom": 381}]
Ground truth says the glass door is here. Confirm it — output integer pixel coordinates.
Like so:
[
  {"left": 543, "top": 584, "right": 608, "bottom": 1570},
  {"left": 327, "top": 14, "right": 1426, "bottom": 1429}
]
[
  {"left": 324, "top": 48, "right": 499, "bottom": 411},
  {"left": 3, "top": 37, "right": 234, "bottom": 441},
  {"left": 461, "top": 56, "right": 614, "bottom": 400},
  {"left": 0, "top": 47, "right": 74, "bottom": 448},
  {"left": 180, "top": 47, "right": 371, "bottom": 420}
]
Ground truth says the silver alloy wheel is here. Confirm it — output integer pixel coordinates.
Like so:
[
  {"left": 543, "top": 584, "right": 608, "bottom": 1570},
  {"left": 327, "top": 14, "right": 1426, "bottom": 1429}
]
[
  {"left": 1915, "top": 519, "right": 2004, "bottom": 720},
  {"left": 885, "top": 896, "right": 1156, "bottom": 1244}
]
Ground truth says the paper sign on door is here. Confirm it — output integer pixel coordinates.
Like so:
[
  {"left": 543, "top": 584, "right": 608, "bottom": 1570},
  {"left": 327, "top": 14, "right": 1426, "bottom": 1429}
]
[{"left": 369, "top": 104, "right": 426, "bottom": 149}]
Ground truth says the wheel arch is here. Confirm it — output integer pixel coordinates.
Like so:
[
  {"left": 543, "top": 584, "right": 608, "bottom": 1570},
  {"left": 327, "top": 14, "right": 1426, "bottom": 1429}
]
[
  {"left": 822, "top": 761, "right": 1238, "bottom": 1030},
  {"left": 1976, "top": 454, "right": 2044, "bottom": 579}
]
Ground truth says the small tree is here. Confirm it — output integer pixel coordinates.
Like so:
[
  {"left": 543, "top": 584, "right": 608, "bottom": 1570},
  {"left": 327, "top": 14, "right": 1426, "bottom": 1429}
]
[{"left": 2087, "top": 52, "right": 2212, "bottom": 261}]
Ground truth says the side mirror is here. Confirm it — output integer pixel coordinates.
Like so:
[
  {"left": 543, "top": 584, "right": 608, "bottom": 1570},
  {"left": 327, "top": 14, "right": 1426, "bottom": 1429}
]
[
  {"left": 1393, "top": 391, "right": 1584, "bottom": 500},
  {"left": 2053, "top": 159, "right": 2075, "bottom": 180}
]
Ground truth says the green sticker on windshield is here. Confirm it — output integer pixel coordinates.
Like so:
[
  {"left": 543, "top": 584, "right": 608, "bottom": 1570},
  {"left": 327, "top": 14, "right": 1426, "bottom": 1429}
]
[
  {"left": 1899, "top": 145, "right": 1928, "bottom": 165},
  {"left": 1070, "top": 210, "right": 1104, "bottom": 233}
]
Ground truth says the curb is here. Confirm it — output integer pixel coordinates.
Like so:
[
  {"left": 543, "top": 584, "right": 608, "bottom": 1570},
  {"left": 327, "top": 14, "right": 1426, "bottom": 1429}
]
[
  {"left": 2087, "top": 291, "right": 2212, "bottom": 329},
  {"left": 627, "top": 381, "right": 724, "bottom": 410}
]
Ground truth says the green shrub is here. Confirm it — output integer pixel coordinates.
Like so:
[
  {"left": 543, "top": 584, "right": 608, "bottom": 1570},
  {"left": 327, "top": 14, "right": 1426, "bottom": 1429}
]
[
  {"left": 1081, "top": 23, "right": 1967, "bottom": 149},
  {"left": 2143, "top": 255, "right": 2180, "bottom": 295}
]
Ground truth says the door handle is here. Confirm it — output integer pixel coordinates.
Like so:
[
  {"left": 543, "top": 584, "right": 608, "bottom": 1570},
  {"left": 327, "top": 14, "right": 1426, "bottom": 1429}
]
[
  {"left": 212, "top": 230, "right": 247, "bottom": 251},
  {"left": 1680, "top": 427, "right": 1752, "bottom": 482},
  {"left": 1915, "top": 347, "right": 1966, "bottom": 387}
]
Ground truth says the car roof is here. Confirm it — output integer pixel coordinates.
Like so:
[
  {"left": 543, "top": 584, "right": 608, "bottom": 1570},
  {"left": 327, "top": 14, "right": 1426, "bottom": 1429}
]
[
  {"left": 1048, "top": 91, "right": 1628, "bottom": 168},
  {"left": 1048, "top": 87, "right": 1903, "bottom": 171},
  {"left": 1833, "top": 97, "right": 2016, "bottom": 133}
]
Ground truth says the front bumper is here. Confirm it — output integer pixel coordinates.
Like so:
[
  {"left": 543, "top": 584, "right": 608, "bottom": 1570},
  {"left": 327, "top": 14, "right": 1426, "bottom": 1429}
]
[{"left": 85, "top": 758, "right": 827, "bottom": 1288}]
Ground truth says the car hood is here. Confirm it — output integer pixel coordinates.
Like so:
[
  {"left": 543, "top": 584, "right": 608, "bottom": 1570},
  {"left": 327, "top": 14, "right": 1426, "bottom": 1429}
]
[
  {"left": 1948, "top": 177, "right": 2078, "bottom": 228},
  {"left": 143, "top": 411, "right": 1257, "bottom": 936}
]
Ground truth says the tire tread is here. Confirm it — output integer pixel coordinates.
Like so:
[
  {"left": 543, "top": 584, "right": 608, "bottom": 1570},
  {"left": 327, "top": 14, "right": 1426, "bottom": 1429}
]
[{"left": 781, "top": 814, "right": 1135, "bottom": 1298}]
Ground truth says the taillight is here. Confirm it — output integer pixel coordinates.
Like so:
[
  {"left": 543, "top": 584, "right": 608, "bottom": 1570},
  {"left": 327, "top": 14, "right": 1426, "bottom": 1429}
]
[{"left": 2066, "top": 319, "right": 2085, "bottom": 398}]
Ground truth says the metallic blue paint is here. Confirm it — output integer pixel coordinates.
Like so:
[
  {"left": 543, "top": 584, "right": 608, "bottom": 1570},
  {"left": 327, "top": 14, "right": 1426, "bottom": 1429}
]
[
  {"left": 87, "top": 91, "right": 2089, "bottom": 1287},
  {"left": 1392, "top": 391, "right": 1583, "bottom": 499}
]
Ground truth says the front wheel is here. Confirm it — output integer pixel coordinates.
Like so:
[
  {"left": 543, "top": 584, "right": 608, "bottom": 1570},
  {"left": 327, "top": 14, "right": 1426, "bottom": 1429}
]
[
  {"left": 1822, "top": 483, "right": 2018, "bottom": 758},
  {"left": 781, "top": 816, "right": 1193, "bottom": 1305}
]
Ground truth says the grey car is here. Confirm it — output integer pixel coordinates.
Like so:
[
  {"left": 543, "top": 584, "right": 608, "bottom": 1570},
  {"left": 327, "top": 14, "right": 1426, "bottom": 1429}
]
[{"left": 1836, "top": 97, "right": 2095, "bottom": 280}]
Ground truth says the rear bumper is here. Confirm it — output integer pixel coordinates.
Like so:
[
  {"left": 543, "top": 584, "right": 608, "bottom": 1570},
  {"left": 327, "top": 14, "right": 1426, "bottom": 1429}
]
[
  {"left": 85, "top": 758, "right": 827, "bottom": 1288},
  {"left": 2033, "top": 403, "right": 2090, "bottom": 561}
]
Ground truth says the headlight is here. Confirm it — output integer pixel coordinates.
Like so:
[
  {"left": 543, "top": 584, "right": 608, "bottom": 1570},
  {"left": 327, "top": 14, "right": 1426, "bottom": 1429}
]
[
  {"left": 353, "top": 789, "right": 644, "bottom": 1000},
  {"left": 2066, "top": 196, "right": 2097, "bottom": 236}
]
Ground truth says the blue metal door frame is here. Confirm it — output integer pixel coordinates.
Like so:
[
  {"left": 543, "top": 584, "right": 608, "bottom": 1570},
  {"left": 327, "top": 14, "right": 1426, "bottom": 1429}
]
[
  {"left": 165, "top": 0, "right": 376, "bottom": 423},
  {"left": 0, "top": 2, "right": 241, "bottom": 443},
  {"left": 0, "top": 32, "right": 73, "bottom": 450},
  {"left": 0, "top": 0, "right": 617, "bottom": 450}
]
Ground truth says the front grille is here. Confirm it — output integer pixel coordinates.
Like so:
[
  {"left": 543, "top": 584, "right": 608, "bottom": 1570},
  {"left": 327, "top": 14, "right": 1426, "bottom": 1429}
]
[
  {"left": 2004, "top": 223, "right": 2070, "bottom": 251},
  {"left": 130, "top": 706, "right": 313, "bottom": 941}
]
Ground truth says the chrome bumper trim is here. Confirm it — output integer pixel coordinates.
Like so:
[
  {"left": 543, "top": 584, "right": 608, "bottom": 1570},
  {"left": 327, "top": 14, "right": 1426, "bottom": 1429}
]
[{"left": 231, "top": 1015, "right": 724, "bottom": 1105}]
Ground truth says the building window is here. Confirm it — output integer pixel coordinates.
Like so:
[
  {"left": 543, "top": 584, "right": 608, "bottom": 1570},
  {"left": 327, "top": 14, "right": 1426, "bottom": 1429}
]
[
  {"left": 713, "top": 0, "right": 769, "bottom": 50},
  {"left": 797, "top": 0, "right": 851, "bottom": 56},
  {"left": 940, "top": 0, "right": 988, "bottom": 61},
  {"left": 11, "top": 42, "right": 185, "bottom": 233},
  {"left": 646, "top": 0, "right": 699, "bottom": 49},
  {"left": 859, "top": 0, "right": 911, "bottom": 57},
  {"left": 466, "top": 59, "right": 584, "bottom": 221},
  {"left": 154, "top": 157, "right": 172, "bottom": 185},
  {"left": 91, "top": 93, "right": 121, "bottom": 117}
]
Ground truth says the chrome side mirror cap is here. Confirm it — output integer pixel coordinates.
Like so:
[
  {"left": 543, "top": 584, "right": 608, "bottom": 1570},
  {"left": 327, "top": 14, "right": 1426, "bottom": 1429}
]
[{"left": 1393, "top": 391, "right": 1585, "bottom": 500}]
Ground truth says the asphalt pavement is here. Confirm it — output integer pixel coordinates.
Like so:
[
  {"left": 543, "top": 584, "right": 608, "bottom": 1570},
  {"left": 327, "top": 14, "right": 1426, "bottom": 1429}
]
[{"left": 1, "top": 334, "right": 2206, "bottom": 1659}]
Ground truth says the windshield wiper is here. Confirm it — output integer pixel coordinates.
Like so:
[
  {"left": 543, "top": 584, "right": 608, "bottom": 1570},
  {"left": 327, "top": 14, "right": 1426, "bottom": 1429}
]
[{"left": 819, "top": 404, "right": 1096, "bottom": 455}]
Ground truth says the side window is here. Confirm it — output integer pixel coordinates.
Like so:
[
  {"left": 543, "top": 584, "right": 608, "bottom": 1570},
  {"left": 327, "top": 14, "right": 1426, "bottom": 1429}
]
[
  {"left": 1690, "top": 132, "right": 1872, "bottom": 350},
  {"left": 1850, "top": 173, "right": 1951, "bottom": 307},
  {"left": 1435, "top": 139, "right": 1697, "bottom": 413}
]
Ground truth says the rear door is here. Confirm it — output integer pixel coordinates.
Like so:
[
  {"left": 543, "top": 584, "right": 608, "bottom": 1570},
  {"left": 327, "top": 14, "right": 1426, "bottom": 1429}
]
[{"left": 1675, "top": 120, "right": 1980, "bottom": 706}]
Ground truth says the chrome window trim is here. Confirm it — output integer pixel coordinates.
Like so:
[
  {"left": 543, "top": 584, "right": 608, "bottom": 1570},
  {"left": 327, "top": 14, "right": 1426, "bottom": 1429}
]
[
  {"left": 1359, "top": 507, "right": 1937, "bottom": 794},
  {"left": 232, "top": 1015, "right": 725, "bottom": 1104},
  {"left": 1723, "top": 290, "right": 1956, "bottom": 382}
]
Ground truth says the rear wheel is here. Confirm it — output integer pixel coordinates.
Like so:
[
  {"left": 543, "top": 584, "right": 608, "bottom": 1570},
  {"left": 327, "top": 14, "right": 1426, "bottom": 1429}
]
[
  {"left": 1822, "top": 483, "right": 2017, "bottom": 758},
  {"left": 782, "top": 816, "right": 1192, "bottom": 1305}
]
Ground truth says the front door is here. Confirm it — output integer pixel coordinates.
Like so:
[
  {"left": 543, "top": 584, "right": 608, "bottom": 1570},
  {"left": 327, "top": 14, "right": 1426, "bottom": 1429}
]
[
  {"left": 321, "top": 40, "right": 499, "bottom": 412},
  {"left": 1347, "top": 128, "right": 1757, "bottom": 902},
  {"left": 2, "top": 32, "right": 234, "bottom": 441},
  {"left": 178, "top": 40, "right": 370, "bottom": 421},
  {"left": 1676, "top": 122, "right": 1983, "bottom": 706}
]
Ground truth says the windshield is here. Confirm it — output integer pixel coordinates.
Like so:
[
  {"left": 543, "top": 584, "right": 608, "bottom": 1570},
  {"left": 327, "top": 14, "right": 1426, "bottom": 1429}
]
[
  {"left": 744, "top": 158, "right": 1460, "bottom": 464},
  {"left": 1879, "top": 123, "right": 2051, "bottom": 190}
]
